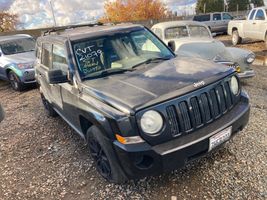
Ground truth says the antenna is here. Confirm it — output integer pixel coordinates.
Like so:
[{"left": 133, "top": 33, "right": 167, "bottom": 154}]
[{"left": 49, "top": 0, "right": 57, "bottom": 27}]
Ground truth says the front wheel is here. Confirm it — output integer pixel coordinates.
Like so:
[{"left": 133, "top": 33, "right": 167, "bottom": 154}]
[
  {"left": 8, "top": 71, "right": 23, "bottom": 91},
  {"left": 232, "top": 30, "right": 242, "bottom": 46},
  {"left": 87, "top": 126, "right": 127, "bottom": 183}
]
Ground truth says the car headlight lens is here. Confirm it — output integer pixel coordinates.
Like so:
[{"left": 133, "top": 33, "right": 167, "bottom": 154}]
[
  {"left": 17, "top": 62, "right": 34, "bottom": 69},
  {"left": 140, "top": 110, "right": 163, "bottom": 134},
  {"left": 246, "top": 53, "right": 255, "bottom": 64},
  {"left": 230, "top": 76, "right": 239, "bottom": 95}
]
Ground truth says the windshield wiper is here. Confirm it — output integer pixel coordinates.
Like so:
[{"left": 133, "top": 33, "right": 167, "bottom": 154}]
[
  {"left": 131, "top": 57, "right": 171, "bottom": 69},
  {"left": 84, "top": 68, "right": 134, "bottom": 79}
]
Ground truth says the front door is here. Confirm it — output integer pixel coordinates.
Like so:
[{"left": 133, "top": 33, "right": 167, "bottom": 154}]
[{"left": 253, "top": 9, "right": 267, "bottom": 40}]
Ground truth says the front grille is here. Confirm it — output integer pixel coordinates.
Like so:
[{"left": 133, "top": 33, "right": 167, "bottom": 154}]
[{"left": 166, "top": 79, "right": 236, "bottom": 136}]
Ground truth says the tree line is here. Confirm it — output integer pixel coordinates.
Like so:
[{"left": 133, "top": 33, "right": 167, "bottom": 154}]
[{"left": 196, "top": 0, "right": 264, "bottom": 13}]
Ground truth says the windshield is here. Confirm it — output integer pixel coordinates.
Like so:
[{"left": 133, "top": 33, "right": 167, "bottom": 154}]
[
  {"left": 188, "top": 25, "right": 211, "bottom": 38},
  {"left": 0, "top": 38, "right": 35, "bottom": 55},
  {"left": 165, "top": 26, "right": 189, "bottom": 39},
  {"left": 72, "top": 28, "right": 174, "bottom": 80}
]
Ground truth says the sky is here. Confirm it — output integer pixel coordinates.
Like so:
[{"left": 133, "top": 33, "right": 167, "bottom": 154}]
[{"left": 0, "top": 0, "right": 266, "bottom": 30}]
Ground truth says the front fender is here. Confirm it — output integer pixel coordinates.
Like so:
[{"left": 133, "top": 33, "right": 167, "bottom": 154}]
[
  {"left": 4, "top": 64, "right": 23, "bottom": 77},
  {"left": 226, "top": 47, "right": 253, "bottom": 71}
]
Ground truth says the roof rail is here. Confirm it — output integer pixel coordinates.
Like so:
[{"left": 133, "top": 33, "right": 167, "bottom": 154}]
[{"left": 42, "top": 22, "right": 104, "bottom": 36}]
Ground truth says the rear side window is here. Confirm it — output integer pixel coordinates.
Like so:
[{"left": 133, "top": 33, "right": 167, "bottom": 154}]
[
  {"left": 52, "top": 44, "right": 68, "bottom": 72},
  {"left": 213, "top": 14, "right": 221, "bottom": 21},
  {"left": 41, "top": 43, "right": 52, "bottom": 68},
  {"left": 249, "top": 9, "right": 256, "bottom": 20},
  {"left": 193, "top": 15, "right": 210, "bottom": 22}
]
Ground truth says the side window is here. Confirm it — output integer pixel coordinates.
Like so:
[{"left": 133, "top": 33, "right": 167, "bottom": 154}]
[
  {"left": 213, "top": 14, "right": 221, "bottom": 21},
  {"left": 194, "top": 15, "right": 210, "bottom": 22},
  {"left": 223, "top": 13, "right": 233, "bottom": 20},
  {"left": 255, "top": 9, "right": 265, "bottom": 20},
  {"left": 154, "top": 28, "right": 163, "bottom": 39},
  {"left": 41, "top": 43, "right": 52, "bottom": 68},
  {"left": 52, "top": 44, "right": 68, "bottom": 71},
  {"left": 249, "top": 9, "right": 256, "bottom": 20}
]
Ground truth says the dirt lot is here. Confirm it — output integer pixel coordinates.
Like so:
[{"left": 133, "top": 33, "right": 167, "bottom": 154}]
[{"left": 0, "top": 39, "right": 266, "bottom": 200}]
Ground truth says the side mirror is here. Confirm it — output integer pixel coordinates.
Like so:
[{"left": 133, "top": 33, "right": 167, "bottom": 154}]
[
  {"left": 47, "top": 69, "right": 69, "bottom": 84},
  {"left": 0, "top": 104, "right": 4, "bottom": 123},
  {"left": 168, "top": 41, "right": 176, "bottom": 52},
  {"left": 212, "top": 33, "right": 217, "bottom": 37}
]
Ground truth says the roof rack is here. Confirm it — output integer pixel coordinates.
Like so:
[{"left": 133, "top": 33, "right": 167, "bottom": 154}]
[{"left": 42, "top": 22, "right": 104, "bottom": 36}]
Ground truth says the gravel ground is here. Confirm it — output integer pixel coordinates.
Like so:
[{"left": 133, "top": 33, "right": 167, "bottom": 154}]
[{"left": 0, "top": 43, "right": 266, "bottom": 199}]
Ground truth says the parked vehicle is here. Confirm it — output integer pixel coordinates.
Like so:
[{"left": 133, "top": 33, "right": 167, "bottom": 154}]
[
  {"left": 193, "top": 12, "right": 233, "bottom": 33},
  {"left": 35, "top": 23, "right": 250, "bottom": 183},
  {"left": 151, "top": 21, "right": 255, "bottom": 79},
  {"left": 0, "top": 104, "right": 4, "bottom": 123},
  {"left": 228, "top": 7, "right": 267, "bottom": 46},
  {"left": 0, "top": 34, "right": 36, "bottom": 91}
]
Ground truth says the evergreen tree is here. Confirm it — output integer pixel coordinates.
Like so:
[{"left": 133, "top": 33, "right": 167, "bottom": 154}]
[{"left": 196, "top": 0, "right": 225, "bottom": 13}]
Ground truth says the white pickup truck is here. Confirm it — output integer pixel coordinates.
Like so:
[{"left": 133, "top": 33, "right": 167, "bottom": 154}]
[{"left": 228, "top": 7, "right": 267, "bottom": 46}]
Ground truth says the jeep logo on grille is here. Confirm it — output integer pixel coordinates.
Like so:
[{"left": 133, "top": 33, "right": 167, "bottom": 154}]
[{"left": 194, "top": 81, "right": 205, "bottom": 88}]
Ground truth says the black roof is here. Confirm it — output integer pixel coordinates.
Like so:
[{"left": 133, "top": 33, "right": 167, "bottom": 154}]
[{"left": 39, "top": 23, "right": 144, "bottom": 43}]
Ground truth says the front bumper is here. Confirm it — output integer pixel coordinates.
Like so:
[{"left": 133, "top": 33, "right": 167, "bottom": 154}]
[
  {"left": 113, "top": 93, "right": 250, "bottom": 180},
  {"left": 20, "top": 68, "right": 36, "bottom": 84},
  {"left": 238, "top": 70, "right": 256, "bottom": 79}
]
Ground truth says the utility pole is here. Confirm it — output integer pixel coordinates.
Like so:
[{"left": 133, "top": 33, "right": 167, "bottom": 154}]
[
  {"left": 49, "top": 0, "right": 57, "bottom": 27},
  {"left": 204, "top": 3, "right": 206, "bottom": 13}
]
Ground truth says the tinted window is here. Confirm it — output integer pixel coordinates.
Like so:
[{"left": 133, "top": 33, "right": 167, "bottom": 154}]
[
  {"left": 249, "top": 9, "right": 256, "bottom": 20},
  {"left": 213, "top": 14, "right": 221, "bottom": 21},
  {"left": 72, "top": 29, "right": 174, "bottom": 79},
  {"left": 41, "top": 43, "right": 52, "bottom": 68},
  {"left": 255, "top": 9, "right": 265, "bottom": 20},
  {"left": 165, "top": 26, "right": 188, "bottom": 39},
  {"left": 193, "top": 14, "right": 210, "bottom": 22},
  {"left": 0, "top": 38, "right": 35, "bottom": 55},
  {"left": 52, "top": 44, "right": 68, "bottom": 71},
  {"left": 223, "top": 13, "right": 233, "bottom": 20}
]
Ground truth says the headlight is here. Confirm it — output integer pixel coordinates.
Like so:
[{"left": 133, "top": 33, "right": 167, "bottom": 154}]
[
  {"left": 17, "top": 62, "right": 34, "bottom": 69},
  {"left": 230, "top": 76, "right": 239, "bottom": 95},
  {"left": 140, "top": 110, "right": 163, "bottom": 134},
  {"left": 246, "top": 53, "right": 255, "bottom": 64}
]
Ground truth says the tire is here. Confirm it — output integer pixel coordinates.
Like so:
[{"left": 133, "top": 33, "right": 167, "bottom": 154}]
[
  {"left": 232, "top": 30, "right": 242, "bottom": 46},
  {"left": 8, "top": 71, "right": 23, "bottom": 91},
  {"left": 265, "top": 33, "right": 267, "bottom": 49},
  {"left": 87, "top": 126, "right": 127, "bottom": 183},
  {"left": 40, "top": 94, "right": 58, "bottom": 117}
]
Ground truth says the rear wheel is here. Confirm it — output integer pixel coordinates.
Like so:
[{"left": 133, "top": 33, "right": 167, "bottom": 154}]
[
  {"left": 265, "top": 33, "right": 267, "bottom": 49},
  {"left": 8, "top": 71, "right": 23, "bottom": 91},
  {"left": 41, "top": 94, "right": 58, "bottom": 117},
  {"left": 232, "top": 30, "right": 242, "bottom": 46},
  {"left": 87, "top": 126, "right": 127, "bottom": 183}
]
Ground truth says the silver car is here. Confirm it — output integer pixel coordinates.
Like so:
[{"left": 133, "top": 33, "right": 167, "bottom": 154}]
[
  {"left": 193, "top": 12, "right": 233, "bottom": 33},
  {"left": 0, "top": 34, "right": 36, "bottom": 91},
  {"left": 151, "top": 21, "right": 255, "bottom": 79}
]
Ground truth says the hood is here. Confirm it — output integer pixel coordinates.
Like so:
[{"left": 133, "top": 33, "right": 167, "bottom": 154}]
[
  {"left": 82, "top": 56, "right": 233, "bottom": 114},
  {"left": 174, "top": 38, "right": 234, "bottom": 61},
  {"left": 3, "top": 51, "right": 35, "bottom": 65}
]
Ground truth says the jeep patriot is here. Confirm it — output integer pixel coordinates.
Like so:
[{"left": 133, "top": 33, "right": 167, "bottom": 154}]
[{"left": 35, "top": 23, "right": 250, "bottom": 183}]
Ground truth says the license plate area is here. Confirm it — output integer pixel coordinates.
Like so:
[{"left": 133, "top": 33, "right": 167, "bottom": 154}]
[{"left": 209, "top": 127, "right": 232, "bottom": 151}]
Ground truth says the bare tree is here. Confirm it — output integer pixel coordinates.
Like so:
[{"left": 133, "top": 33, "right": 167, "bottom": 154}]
[{"left": 0, "top": 12, "right": 18, "bottom": 32}]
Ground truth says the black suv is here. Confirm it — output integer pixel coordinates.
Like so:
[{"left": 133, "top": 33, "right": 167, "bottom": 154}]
[{"left": 35, "top": 23, "right": 250, "bottom": 183}]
